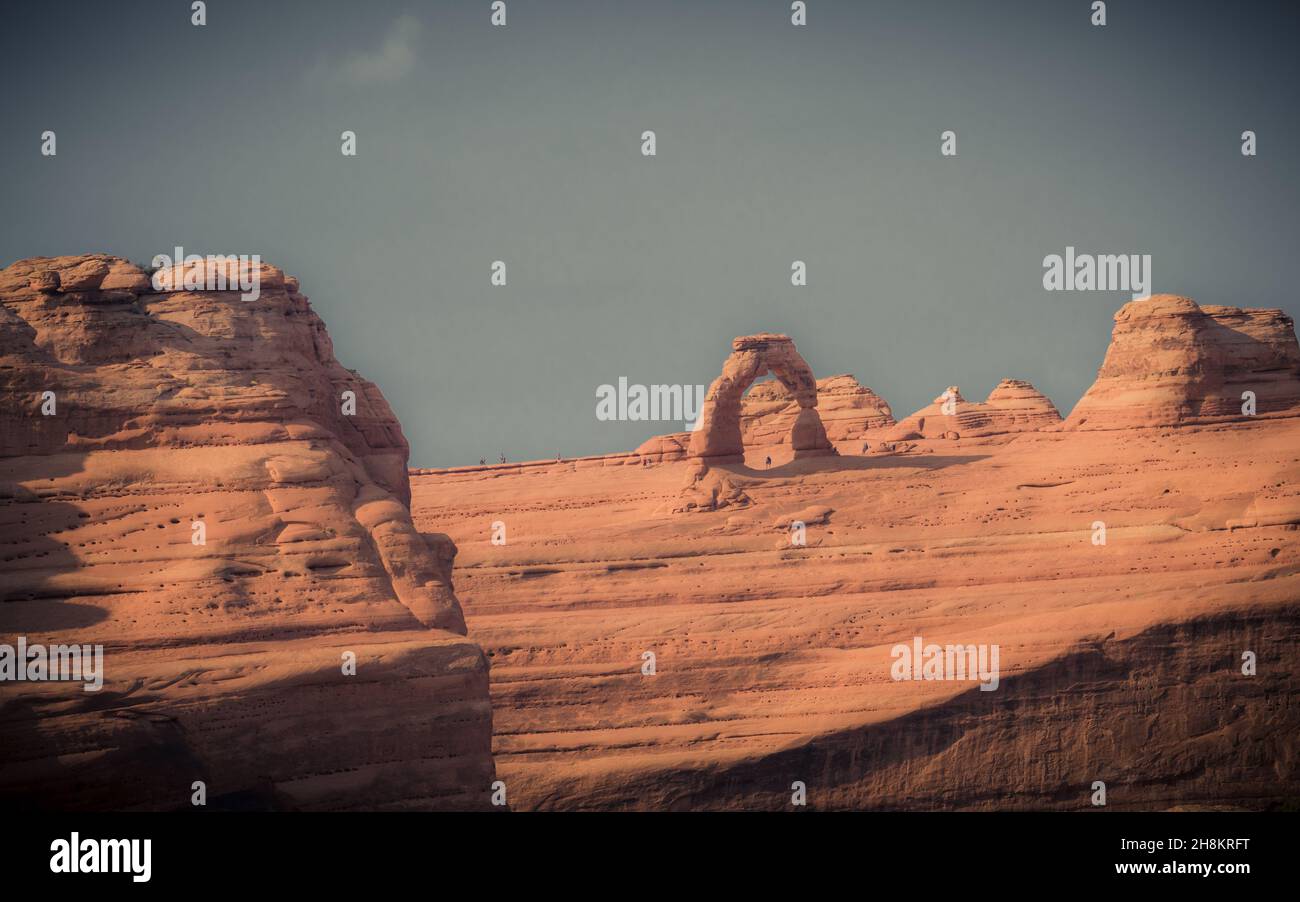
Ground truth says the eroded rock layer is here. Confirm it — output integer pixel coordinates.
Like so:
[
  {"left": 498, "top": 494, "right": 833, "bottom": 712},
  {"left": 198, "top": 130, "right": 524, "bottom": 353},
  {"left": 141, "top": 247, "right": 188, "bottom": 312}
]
[
  {"left": 413, "top": 419, "right": 1300, "bottom": 810},
  {"left": 689, "top": 333, "right": 834, "bottom": 463},
  {"left": 0, "top": 255, "right": 494, "bottom": 811},
  {"left": 885, "top": 379, "right": 1061, "bottom": 441},
  {"left": 410, "top": 295, "right": 1300, "bottom": 811},
  {"left": 741, "top": 374, "right": 894, "bottom": 446},
  {"left": 1066, "top": 294, "right": 1300, "bottom": 430}
]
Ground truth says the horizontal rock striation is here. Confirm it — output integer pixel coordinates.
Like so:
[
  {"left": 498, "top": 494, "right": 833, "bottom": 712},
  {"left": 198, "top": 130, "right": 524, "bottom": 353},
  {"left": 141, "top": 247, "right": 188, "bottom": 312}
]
[
  {"left": 412, "top": 416, "right": 1300, "bottom": 810},
  {"left": 885, "top": 379, "right": 1061, "bottom": 441},
  {"left": 410, "top": 296, "right": 1300, "bottom": 811},
  {"left": 1066, "top": 294, "right": 1300, "bottom": 430},
  {"left": 0, "top": 254, "right": 494, "bottom": 811},
  {"left": 634, "top": 431, "right": 693, "bottom": 464},
  {"left": 570, "top": 608, "right": 1300, "bottom": 810}
]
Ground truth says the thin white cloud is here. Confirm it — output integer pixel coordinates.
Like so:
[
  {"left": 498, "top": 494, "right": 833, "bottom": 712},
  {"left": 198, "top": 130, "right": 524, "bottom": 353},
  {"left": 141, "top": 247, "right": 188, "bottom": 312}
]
[{"left": 339, "top": 14, "right": 421, "bottom": 85}]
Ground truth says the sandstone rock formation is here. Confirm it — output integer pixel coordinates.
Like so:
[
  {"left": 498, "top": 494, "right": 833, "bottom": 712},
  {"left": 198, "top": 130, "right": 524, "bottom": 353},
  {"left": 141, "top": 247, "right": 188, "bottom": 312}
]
[
  {"left": 741, "top": 374, "right": 894, "bottom": 446},
  {"left": 637, "top": 373, "right": 889, "bottom": 467},
  {"left": 414, "top": 417, "right": 1300, "bottom": 811},
  {"left": 672, "top": 463, "right": 751, "bottom": 514},
  {"left": 1066, "top": 294, "right": 1300, "bottom": 430},
  {"left": 634, "top": 431, "right": 692, "bottom": 464},
  {"left": 689, "top": 334, "right": 834, "bottom": 464},
  {"left": 884, "top": 379, "right": 1061, "bottom": 441},
  {"left": 410, "top": 297, "right": 1299, "bottom": 811},
  {"left": 0, "top": 255, "right": 494, "bottom": 811},
  {"left": 8, "top": 271, "right": 1299, "bottom": 813}
]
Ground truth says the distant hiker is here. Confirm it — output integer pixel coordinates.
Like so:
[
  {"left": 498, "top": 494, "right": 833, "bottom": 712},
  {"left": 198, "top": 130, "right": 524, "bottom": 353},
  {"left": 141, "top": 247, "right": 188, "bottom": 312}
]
[{"left": 765, "top": 455, "right": 772, "bottom": 469}]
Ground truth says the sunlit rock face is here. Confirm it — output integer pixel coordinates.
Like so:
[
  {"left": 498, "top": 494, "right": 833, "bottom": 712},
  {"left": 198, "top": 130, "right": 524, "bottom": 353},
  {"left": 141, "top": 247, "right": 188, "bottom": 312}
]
[
  {"left": 884, "top": 380, "right": 1061, "bottom": 441},
  {"left": 741, "top": 374, "right": 894, "bottom": 446},
  {"left": 409, "top": 298, "right": 1300, "bottom": 811},
  {"left": 1066, "top": 294, "right": 1300, "bottom": 430},
  {"left": 0, "top": 254, "right": 494, "bottom": 811},
  {"left": 689, "top": 333, "right": 834, "bottom": 464}
]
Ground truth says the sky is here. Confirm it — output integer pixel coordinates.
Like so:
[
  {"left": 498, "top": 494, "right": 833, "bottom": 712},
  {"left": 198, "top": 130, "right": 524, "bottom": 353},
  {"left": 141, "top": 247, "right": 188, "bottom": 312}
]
[{"left": 2, "top": 0, "right": 1297, "bottom": 466}]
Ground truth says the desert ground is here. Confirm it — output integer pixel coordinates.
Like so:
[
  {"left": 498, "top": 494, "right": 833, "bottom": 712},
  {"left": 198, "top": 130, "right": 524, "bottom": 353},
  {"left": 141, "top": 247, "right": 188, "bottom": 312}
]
[{"left": 412, "top": 417, "right": 1299, "bottom": 809}]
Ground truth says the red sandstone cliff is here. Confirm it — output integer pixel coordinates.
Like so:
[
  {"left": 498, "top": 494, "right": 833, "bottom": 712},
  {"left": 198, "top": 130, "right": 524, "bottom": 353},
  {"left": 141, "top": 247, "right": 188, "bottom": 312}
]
[{"left": 0, "top": 255, "right": 494, "bottom": 811}]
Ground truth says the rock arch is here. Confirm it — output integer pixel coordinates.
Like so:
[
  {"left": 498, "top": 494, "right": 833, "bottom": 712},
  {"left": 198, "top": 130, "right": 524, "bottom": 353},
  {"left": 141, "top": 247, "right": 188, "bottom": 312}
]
[{"left": 688, "top": 333, "right": 834, "bottom": 463}]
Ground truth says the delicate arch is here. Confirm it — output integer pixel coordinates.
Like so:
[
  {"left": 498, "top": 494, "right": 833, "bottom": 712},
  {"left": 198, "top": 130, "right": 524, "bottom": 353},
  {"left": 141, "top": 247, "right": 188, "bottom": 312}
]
[{"left": 688, "top": 333, "right": 834, "bottom": 463}]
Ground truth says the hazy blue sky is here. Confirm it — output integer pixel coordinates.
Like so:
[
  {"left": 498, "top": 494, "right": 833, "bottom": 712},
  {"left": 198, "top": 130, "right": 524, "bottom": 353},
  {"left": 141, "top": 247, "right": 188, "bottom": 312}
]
[{"left": 2, "top": 0, "right": 1297, "bottom": 466}]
